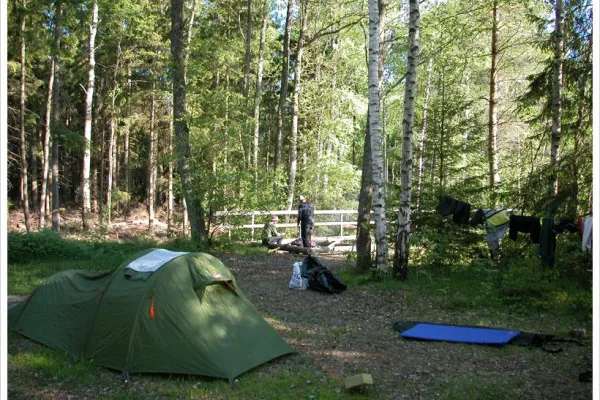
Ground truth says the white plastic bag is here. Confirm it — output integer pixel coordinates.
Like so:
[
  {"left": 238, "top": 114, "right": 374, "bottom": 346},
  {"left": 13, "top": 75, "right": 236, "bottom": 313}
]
[{"left": 289, "top": 262, "right": 307, "bottom": 290}]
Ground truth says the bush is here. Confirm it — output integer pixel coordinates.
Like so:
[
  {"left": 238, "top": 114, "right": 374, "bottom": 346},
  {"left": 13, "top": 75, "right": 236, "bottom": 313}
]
[{"left": 8, "top": 231, "right": 91, "bottom": 264}]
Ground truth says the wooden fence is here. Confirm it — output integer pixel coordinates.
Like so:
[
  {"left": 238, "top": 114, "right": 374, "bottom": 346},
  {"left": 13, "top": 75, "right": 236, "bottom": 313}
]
[{"left": 214, "top": 210, "right": 363, "bottom": 239}]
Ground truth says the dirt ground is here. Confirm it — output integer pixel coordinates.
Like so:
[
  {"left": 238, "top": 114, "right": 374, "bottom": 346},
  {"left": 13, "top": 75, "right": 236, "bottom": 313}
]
[
  {"left": 216, "top": 252, "right": 592, "bottom": 400},
  {"left": 7, "top": 209, "right": 593, "bottom": 399}
]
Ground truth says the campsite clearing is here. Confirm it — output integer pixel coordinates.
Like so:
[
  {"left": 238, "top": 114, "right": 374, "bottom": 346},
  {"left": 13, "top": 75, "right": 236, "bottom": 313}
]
[{"left": 7, "top": 250, "right": 592, "bottom": 400}]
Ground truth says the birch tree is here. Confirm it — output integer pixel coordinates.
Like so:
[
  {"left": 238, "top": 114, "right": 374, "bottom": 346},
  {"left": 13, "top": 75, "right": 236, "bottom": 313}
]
[
  {"left": 487, "top": 0, "right": 500, "bottom": 190},
  {"left": 17, "top": 0, "right": 31, "bottom": 231},
  {"left": 252, "top": 4, "right": 268, "bottom": 170},
  {"left": 275, "top": 0, "right": 293, "bottom": 171},
  {"left": 548, "top": 0, "right": 563, "bottom": 213},
  {"left": 356, "top": 0, "right": 386, "bottom": 272},
  {"left": 286, "top": 1, "right": 307, "bottom": 210},
  {"left": 393, "top": 0, "right": 420, "bottom": 280},
  {"left": 367, "top": 0, "right": 387, "bottom": 273},
  {"left": 51, "top": 0, "right": 63, "bottom": 232},
  {"left": 81, "top": 0, "right": 98, "bottom": 230}
]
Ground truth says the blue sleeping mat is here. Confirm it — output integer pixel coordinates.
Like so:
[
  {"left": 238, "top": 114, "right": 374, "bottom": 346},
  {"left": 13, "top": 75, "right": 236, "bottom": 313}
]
[{"left": 401, "top": 323, "right": 520, "bottom": 345}]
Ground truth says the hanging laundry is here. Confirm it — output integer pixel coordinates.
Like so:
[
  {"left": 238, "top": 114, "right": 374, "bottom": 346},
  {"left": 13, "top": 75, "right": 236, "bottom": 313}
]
[
  {"left": 509, "top": 215, "right": 541, "bottom": 244},
  {"left": 436, "top": 195, "right": 471, "bottom": 225},
  {"left": 553, "top": 217, "right": 579, "bottom": 234},
  {"left": 470, "top": 208, "right": 510, "bottom": 254},
  {"left": 581, "top": 216, "right": 593, "bottom": 253},
  {"left": 538, "top": 217, "right": 556, "bottom": 267}
]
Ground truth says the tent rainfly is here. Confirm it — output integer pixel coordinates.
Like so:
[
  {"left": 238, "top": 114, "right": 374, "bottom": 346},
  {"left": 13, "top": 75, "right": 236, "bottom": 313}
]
[{"left": 8, "top": 249, "right": 294, "bottom": 380}]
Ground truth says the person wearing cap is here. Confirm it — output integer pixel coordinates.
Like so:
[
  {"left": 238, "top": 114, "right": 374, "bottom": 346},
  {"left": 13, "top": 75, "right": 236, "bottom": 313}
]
[
  {"left": 297, "top": 195, "right": 315, "bottom": 247},
  {"left": 262, "top": 215, "right": 284, "bottom": 245}
]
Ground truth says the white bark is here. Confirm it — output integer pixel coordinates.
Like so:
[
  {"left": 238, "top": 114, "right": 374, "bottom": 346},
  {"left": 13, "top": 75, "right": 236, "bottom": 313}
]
[
  {"left": 548, "top": 0, "right": 564, "bottom": 212},
  {"left": 286, "top": 2, "right": 307, "bottom": 210},
  {"left": 40, "top": 58, "right": 54, "bottom": 229},
  {"left": 393, "top": 0, "right": 420, "bottom": 280},
  {"left": 18, "top": 0, "right": 31, "bottom": 231},
  {"left": 82, "top": 0, "right": 98, "bottom": 230},
  {"left": 252, "top": 7, "right": 268, "bottom": 170},
  {"left": 488, "top": 0, "right": 501, "bottom": 189},
  {"left": 368, "top": 0, "right": 388, "bottom": 273},
  {"left": 51, "top": 0, "right": 62, "bottom": 232}
]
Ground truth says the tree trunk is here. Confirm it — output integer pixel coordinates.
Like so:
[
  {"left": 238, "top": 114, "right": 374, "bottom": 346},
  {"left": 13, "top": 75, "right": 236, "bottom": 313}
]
[
  {"left": 393, "top": 0, "right": 419, "bottom": 281},
  {"left": 81, "top": 0, "right": 98, "bottom": 230},
  {"left": 356, "top": 0, "right": 386, "bottom": 272},
  {"left": 148, "top": 82, "right": 156, "bottom": 235},
  {"left": 416, "top": 58, "right": 432, "bottom": 211},
  {"left": 367, "top": 0, "right": 387, "bottom": 274},
  {"left": 51, "top": 0, "right": 63, "bottom": 232},
  {"left": 275, "top": 0, "right": 293, "bottom": 170},
  {"left": 286, "top": 2, "right": 307, "bottom": 210},
  {"left": 171, "top": 0, "right": 207, "bottom": 242},
  {"left": 488, "top": 0, "right": 501, "bottom": 190},
  {"left": 438, "top": 70, "right": 445, "bottom": 193},
  {"left": 243, "top": 0, "right": 252, "bottom": 99},
  {"left": 39, "top": 58, "right": 54, "bottom": 229},
  {"left": 106, "top": 36, "right": 121, "bottom": 227},
  {"left": 168, "top": 103, "right": 174, "bottom": 232},
  {"left": 31, "top": 125, "right": 39, "bottom": 210},
  {"left": 548, "top": 0, "right": 564, "bottom": 214},
  {"left": 252, "top": 6, "right": 268, "bottom": 171},
  {"left": 356, "top": 115, "right": 373, "bottom": 271},
  {"left": 18, "top": 0, "right": 31, "bottom": 231},
  {"left": 124, "top": 60, "right": 131, "bottom": 216}
]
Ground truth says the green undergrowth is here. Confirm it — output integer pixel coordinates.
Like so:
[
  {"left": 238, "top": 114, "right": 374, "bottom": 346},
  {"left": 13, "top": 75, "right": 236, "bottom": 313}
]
[{"left": 339, "top": 214, "right": 592, "bottom": 330}]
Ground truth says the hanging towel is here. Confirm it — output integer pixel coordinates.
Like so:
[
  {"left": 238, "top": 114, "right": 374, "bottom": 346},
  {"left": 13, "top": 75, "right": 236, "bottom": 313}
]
[
  {"left": 582, "top": 216, "right": 593, "bottom": 252},
  {"left": 509, "top": 215, "right": 541, "bottom": 244},
  {"left": 538, "top": 218, "right": 556, "bottom": 267}
]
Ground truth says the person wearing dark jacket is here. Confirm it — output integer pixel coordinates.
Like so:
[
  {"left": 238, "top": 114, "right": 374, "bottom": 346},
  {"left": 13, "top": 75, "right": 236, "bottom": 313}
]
[{"left": 297, "top": 195, "right": 315, "bottom": 248}]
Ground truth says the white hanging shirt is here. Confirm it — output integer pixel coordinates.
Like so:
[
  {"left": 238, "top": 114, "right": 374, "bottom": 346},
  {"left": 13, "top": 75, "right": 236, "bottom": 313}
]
[
  {"left": 125, "top": 249, "right": 189, "bottom": 273},
  {"left": 582, "top": 217, "right": 593, "bottom": 252}
]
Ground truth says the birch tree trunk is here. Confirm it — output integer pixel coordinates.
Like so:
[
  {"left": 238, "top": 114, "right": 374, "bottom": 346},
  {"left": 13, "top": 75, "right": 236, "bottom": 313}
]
[
  {"left": 252, "top": 6, "right": 268, "bottom": 170},
  {"left": 356, "top": 0, "right": 386, "bottom": 272},
  {"left": 286, "top": 2, "right": 307, "bottom": 210},
  {"left": 488, "top": 0, "right": 501, "bottom": 190},
  {"left": 31, "top": 125, "right": 39, "bottom": 210},
  {"left": 367, "top": 0, "right": 387, "bottom": 273},
  {"left": 243, "top": 0, "right": 252, "bottom": 99},
  {"left": 167, "top": 103, "right": 174, "bottom": 232},
  {"left": 106, "top": 38, "right": 121, "bottom": 228},
  {"left": 81, "top": 0, "right": 98, "bottom": 230},
  {"left": 548, "top": 0, "right": 564, "bottom": 214},
  {"left": 18, "top": 0, "right": 31, "bottom": 231},
  {"left": 124, "top": 61, "right": 131, "bottom": 216},
  {"left": 393, "top": 0, "right": 420, "bottom": 281},
  {"left": 51, "top": 0, "right": 63, "bottom": 232},
  {"left": 171, "top": 0, "right": 208, "bottom": 241},
  {"left": 275, "top": 0, "right": 293, "bottom": 170},
  {"left": 39, "top": 58, "right": 54, "bottom": 229},
  {"left": 148, "top": 83, "right": 156, "bottom": 234},
  {"left": 416, "top": 58, "right": 432, "bottom": 211}
]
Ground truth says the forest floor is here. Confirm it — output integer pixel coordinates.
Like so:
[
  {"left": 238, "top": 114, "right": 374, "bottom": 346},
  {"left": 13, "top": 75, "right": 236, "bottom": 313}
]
[{"left": 6, "top": 209, "right": 593, "bottom": 399}]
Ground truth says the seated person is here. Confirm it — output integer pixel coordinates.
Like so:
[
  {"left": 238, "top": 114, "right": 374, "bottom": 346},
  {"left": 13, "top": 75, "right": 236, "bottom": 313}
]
[{"left": 262, "top": 215, "right": 284, "bottom": 245}]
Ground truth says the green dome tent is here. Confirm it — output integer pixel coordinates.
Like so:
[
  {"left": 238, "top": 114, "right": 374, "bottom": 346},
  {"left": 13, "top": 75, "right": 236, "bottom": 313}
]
[{"left": 8, "top": 249, "right": 294, "bottom": 380}]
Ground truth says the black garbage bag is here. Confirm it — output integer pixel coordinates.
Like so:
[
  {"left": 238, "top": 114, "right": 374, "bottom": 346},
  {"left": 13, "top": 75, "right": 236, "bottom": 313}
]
[{"left": 300, "top": 255, "right": 347, "bottom": 294}]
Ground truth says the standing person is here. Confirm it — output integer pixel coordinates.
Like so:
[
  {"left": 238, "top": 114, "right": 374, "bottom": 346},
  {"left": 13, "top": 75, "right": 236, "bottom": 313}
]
[
  {"left": 262, "top": 215, "right": 284, "bottom": 245},
  {"left": 297, "top": 195, "right": 315, "bottom": 247}
]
